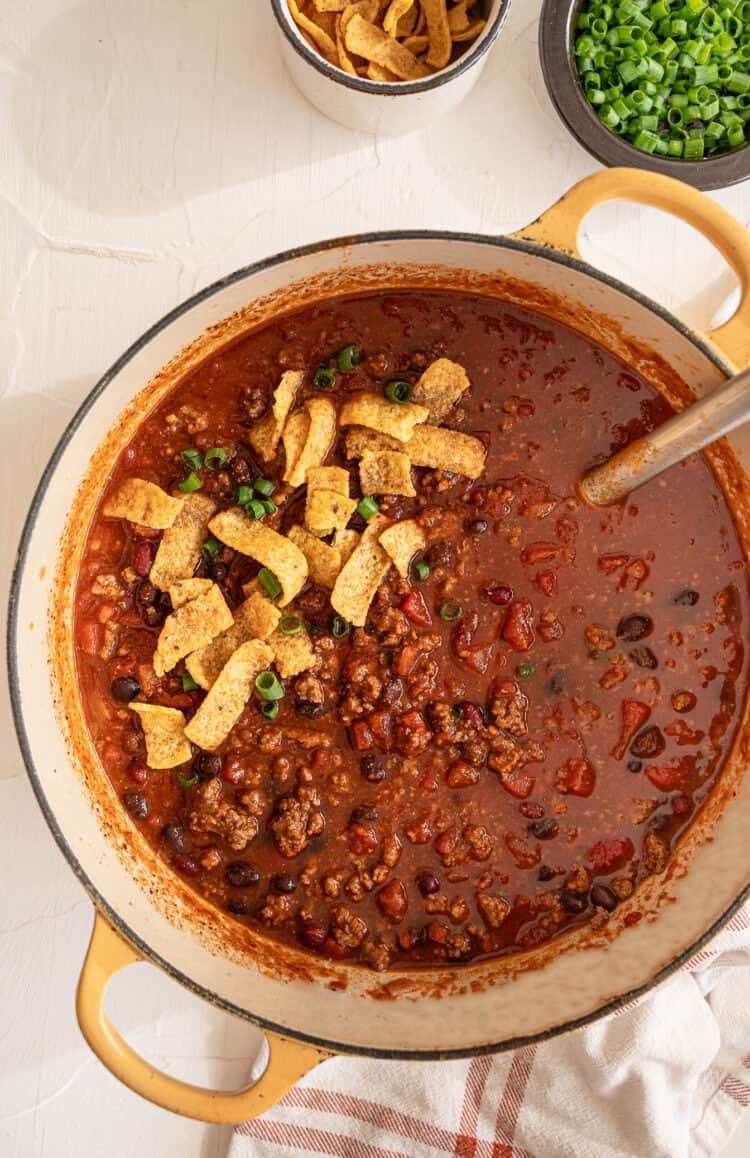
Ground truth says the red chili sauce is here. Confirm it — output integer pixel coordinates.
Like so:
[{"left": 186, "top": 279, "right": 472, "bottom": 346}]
[{"left": 74, "top": 290, "right": 748, "bottom": 970}]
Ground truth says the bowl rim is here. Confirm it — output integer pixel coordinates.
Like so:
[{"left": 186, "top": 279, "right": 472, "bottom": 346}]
[
  {"left": 539, "top": 0, "right": 750, "bottom": 192},
  {"left": 8, "top": 226, "right": 750, "bottom": 1060},
  {"left": 270, "top": 0, "right": 511, "bottom": 97}
]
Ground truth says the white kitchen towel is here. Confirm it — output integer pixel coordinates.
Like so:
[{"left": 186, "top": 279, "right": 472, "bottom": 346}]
[{"left": 232, "top": 904, "right": 750, "bottom": 1158}]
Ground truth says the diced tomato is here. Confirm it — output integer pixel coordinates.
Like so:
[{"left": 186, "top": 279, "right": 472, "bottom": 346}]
[
  {"left": 586, "top": 837, "right": 634, "bottom": 872},
  {"left": 395, "top": 644, "right": 422, "bottom": 677},
  {"left": 97, "top": 603, "right": 117, "bottom": 624},
  {"left": 499, "top": 769, "right": 536, "bottom": 799},
  {"left": 461, "top": 645, "right": 492, "bottom": 674},
  {"left": 367, "top": 708, "right": 394, "bottom": 752},
  {"left": 611, "top": 699, "right": 651, "bottom": 760},
  {"left": 556, "top": 758, "right": 595, "bottom": 797},
  {"left": 521, "top": 542, "right": 558, "bottom": 564},
  {"left": 348, "top": 823, "right": 378, "bottom": 856},
  {"left": 400, "top": 589, "right": 432, "bottom": 627},
  {"left": 350, "top": 720, "right": 374, "bottom": 751},
  {"left": 645, "top": 759, "right": 688, "bottom": 792},
  {"left": 322, "top": 938, "right": 351, "bottom": 960},
  {"left": 161, "top": 691, "right": 198, "bottom": 710},
  {"left": 624, "top": 911, "right": 643, "bottom": 927},
  {"left": 133, "top": 539, "right": 157, "bottom": 577},
  {"left": 78, "top": 619, "right": 100, "bottom": 657},
  {"left": 461, "top": 702, "right": 486, "bottom": 731},
  {"left": 672, "top": 793, "right": 692, "bottom": 816},
  {"left": 597, "top": 553, "right": 629, "bottom": 575},
  {"left": 312, "top": 748, "right": 333, "bottom": 772},
  {"left": 502, "top": 599, "right": 535, "bottom": 651},
  {"left": 536, "top": 570, "right": 557, "bottom": 596}
]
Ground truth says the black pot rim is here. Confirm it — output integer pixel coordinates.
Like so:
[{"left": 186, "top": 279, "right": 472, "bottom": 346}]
[
  {"left": 539, "top": 0, "right": 750, "bottom": 192},
  {"left": 270, "top": 0, "right": 511, "bottom": 99},
  {"left": 7, "top": 226, "right": 749, "bottom": 1062}
]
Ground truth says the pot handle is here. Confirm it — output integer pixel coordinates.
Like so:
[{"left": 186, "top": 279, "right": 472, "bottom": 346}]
[
  {"left": 509, "top": 167, "right": 750, "bottom": 370},
  {"left": 76, "top": 912, "right": 332, "bottom": 1123}
]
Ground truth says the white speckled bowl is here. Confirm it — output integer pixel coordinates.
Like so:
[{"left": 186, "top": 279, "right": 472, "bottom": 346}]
[
  {"left": 8, "top": 169, "right": 750, "bottom": 1122},
  {"left": 271, "top": 0, "right": 511, "bottom": 135}
]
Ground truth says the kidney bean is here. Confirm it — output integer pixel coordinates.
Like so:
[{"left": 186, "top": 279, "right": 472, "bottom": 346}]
[
  {"left": 299, "top": 921, "right": 328, "bottom": 949},
  {"left": 502, "top": 599, "right": 535, "bottom": 651},
  {"left": 377, "top": 880, "right": 408, "bottom": 922},
  {"left": 122, "top": 731, "right": 144, "bottom": 756},
  {"left": 416, "top": 871, "right": 441, "bottom": 896},
  {"left": 173, "top": 854, "right": 200, "bottom": 876},
  {"left": 133, "top": 539, "right": 156, "bottom": 577},
  {"left": 590, "top": 885, "right": 618, "bottom": 911},
  {"left": 630, "top": 726, "right": 665, "bottom": 759},
  {"left": 487, "top": 584, "right": 513, "bottom": 606}
]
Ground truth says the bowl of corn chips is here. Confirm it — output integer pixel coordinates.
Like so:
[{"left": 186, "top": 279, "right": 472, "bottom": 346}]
[{"left": 272, "top": 1, "right": 510, "bottom": 133}]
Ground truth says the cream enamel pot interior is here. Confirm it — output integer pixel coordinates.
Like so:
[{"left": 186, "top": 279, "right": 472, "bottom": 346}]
[{"left": 9, "top": 169, "right": 750, "bottom": 1124}]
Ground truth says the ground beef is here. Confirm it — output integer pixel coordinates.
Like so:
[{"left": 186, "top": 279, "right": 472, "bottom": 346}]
[
  {"left": 270, "top": 785, "right": 325, "bottom": 858},
  {"left": 187, "top": 778, "right": 259, "bottom": 852}
]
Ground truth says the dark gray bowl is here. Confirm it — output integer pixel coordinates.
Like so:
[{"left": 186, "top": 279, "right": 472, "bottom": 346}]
[{"left": 540, "top": 0, "right": 750, "bottom": 190}]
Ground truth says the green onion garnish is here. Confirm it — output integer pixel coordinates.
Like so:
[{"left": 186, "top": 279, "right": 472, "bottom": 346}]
[
  {"left": 181, "top": 448, "right": 203, "bottom": 471},
  {"left": 592, "top": 650, "right": 608, "bottom": 660},
  {"left": 181, "top": 672, "right": 199, "bottom": 691},
  {"left": 573, "top": 0, "right": 750, "bottom": 159},
  {"left": 204, "top": 447, "right": 227, "bottom": 470},
  {"left": 201, "top": 537, "right": 221, "bottom": 562},
  {"left": 236, "top": 484, "right": 254, "bottom": 506},
  {"left": 516, "top": 662, "right": 536, "bottom": 680},
  {"left": 246, "top": 498, "right": 266, "bottom": 521},
  {"left": 261, "top": 701, "right": 280, "bottom": 720},
  {"left": 384, "top": 380, "right": 413, "bottom": 404},
  {"left": 279, "top": 615, "right": 303, "bottom": 636},
  {"left": 313, "top": 366, "right": 335, "bottom": 389},
  {"left": 261, "top": 499, "right": 277, "bottom": 516},
  {"left": 439, "top": 601, "right": 462, "bottom": 623},
  {"left": 414, "top": 561, "right": 430, "bottom": 582},
  {"left": 356, "top": 495, "right": 380, "bottom": 521},
  {"left": 336, "top": 345, "right": 360, "bottom": 372},
  {"left": 176, "top": 772, "right": 198, "bottom": 789},
  {"left": 178, "top": 472, "right": 203, "bottom": 493},
  {"left": 258, "top": 568, "right": 282, "bottom": 600},
  {"left": 254, "top": 477, "right": 274, "bottom": 498},
  {"left": 255, "top": 670, "right": 285, "bottom": 702},
  {"left": 332, "top": 615, "right": 350, "bottom": 638}
]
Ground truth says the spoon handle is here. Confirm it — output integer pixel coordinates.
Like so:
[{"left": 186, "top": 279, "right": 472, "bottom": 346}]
[{"left": 579, "top": 367, "right": 750, "bottom": 507}]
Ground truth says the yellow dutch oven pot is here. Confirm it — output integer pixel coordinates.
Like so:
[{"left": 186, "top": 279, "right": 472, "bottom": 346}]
[{"left": 9, "top": 169, "right": 750, "bottom": 1122}]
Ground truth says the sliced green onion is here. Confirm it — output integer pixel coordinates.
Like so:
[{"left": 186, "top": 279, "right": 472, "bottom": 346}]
[
  {"left": 246, "top": 498, "right": 266, "bottom": 520},
  {"left": 181, "top": 672, "right": 199, "bottom": 691},
  {"left": 261, "top": 701, "right": 280, "bottom": 720},
  {"left": 258, "top": 567, "right": 282, "bottom": 600},
  {"left": 384, "top": 380, "right": 414, "bottom": 404},
  {"left": 253, "top": 477, "right": 275, "bottom": 497},
  {"left": 332, "top": 615, "right": 350, "bottom": 638},
  {"left": 201, "top": 536, "right": 221, "bottom": 562},
  {"left": 336, "top": 345, "right": 360, "bottom": 372},
  {"left": 181, "top": 448, "right": 203, "bottom": 471},
  {"left": 414, "top": 560, "right": 430, "bottom": 581},
  {"left": 439, "top": 601, "right": 462, "bottom": 623},
  {"left": 516, "top": 662, "right": 536, "bottom": 680},
  {"left": 176, "top": 772, "right": 198, "bottom": 789},
  {"left": 236, "top": 484, "right": 254, "bottom": 506},
  {"left": 313, "top": 366, "right": 335, "bottom": 389},
  {"left": 592, "top": 650, "right": 609, "bottom": 660},
  {"left": 279, "top": 615, "right": 303, "bottom": 636},
  {"left": 255, "top": 670, "right": 285, "bottom": 701},
  {"left": 356, "top": 495, "right": 380, "bottom": 521},
  {"left": 261, "top": 499, "right": 277, "bottom": 516},
  {"left": 204, "top": 447, "right": 227, "bottom": 470},
  {"left": 178, "top": 472, "right": 203, "bottom": 493}
]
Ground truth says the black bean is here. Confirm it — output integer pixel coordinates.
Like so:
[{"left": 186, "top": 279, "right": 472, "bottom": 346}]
[
  {"left": 196, "top": 752, "right": 223, "bottom": 780},
  {"left": 351, "top": 806, "right": 378, "bottom": 823},
  {"left": 299, "top": 921, "right": 327, "bottom": 949},
  {"left": 209, "top": 562, "right": 229, "bottom": 582},
  {"left": 673, "top": 588, "right": 699, "bottom": 606},
  {"left": 230, "top": 455, "right": 252, "bottom": 485},
  {"left": 361, "top": 754, "right": 386, "bottom": 782},
  {"left": 627, "top": 759, "right": 643, "bottom": 774},
  {"left": 225, "top": 861, "right": 260, "bottom": 888},
  {"left": 416, "top": 871, "right": 440, "bottom": 896},
  {"left": 546, "top": 671, "right": 564, "bottom": 696},
  {"left": 629, "top": 646, "right": 658, "bottom": 670},
  {"left": 560, "top": 890, "right": 588, "bottom": 914},
  {"left": 538, "top": 865, "right": 555, "bottom": 882},
  {"left": 121, "top": 730, "right": 144, "bottom": 755},
  {"left": 467, "top": 517, "right": 489, "bottom": 534},
  {"left": 426, "top": 541, "right": 456, "bottom": 571},
  {"left": 590, "top": 884, "right": 618, "bottom": 911},
  {"left": 528, "top": 818, "right": 559, "bottom": 840},
  {"left": 123, "top": 791, "right": 149, "bottom": 820},
  {"left": 136, "top": 580, "right": 157, "bottom": 608},
  {"left": 616, "top": 613, "right": 653, "bottom": 642},
  {"left": 162, "top": 823, "right": 189, "bottom": 853},
  {"left": 273, "top": 874, "right": 297, "bottom": 894},
  {"left": 143, "top": 592, "right": 171, "bottom": 627},
  {"left": 296, "top": 699, "right": 327, "bottom": 719},
  {"left": 111, "top": 676, "right": 141, "bottom": 703},
  {"left": 227, "top": 898, "right": 251, "bottom": 915},
  {"left": 630, "top": 725, "right": 665, "bottom": 759}
]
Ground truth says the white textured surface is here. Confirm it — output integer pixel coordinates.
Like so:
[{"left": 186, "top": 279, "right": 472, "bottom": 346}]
[{"left": 1, "top": 1, "right": 749, "bottom": 1155}]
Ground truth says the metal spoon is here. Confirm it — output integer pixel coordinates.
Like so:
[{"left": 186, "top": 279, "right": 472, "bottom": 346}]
[{"left": 579, "top": 366, "right": 750, "bottom": 507}]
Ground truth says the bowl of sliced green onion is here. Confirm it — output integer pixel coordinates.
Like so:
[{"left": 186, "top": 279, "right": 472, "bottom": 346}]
[{"left": 540, "top": 0, "right": 750, "bottom": 189}]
